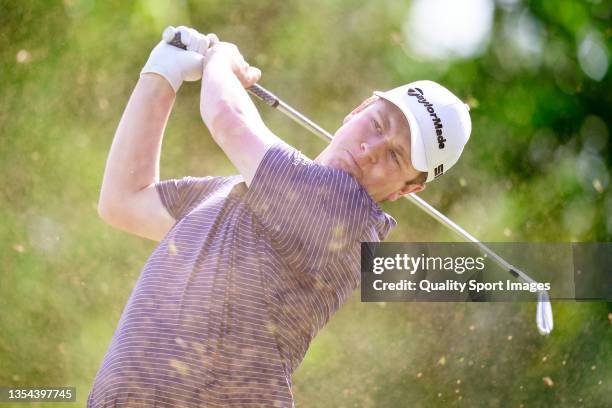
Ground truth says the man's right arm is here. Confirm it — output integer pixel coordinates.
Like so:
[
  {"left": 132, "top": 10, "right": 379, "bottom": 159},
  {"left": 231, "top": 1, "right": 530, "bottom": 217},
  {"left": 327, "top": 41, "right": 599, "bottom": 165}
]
[
  {"left": 97, "top": 74, "right": 177, "bottom": 242},
  {"left": 98, "top": 28, "right": 215, "bottom": 242}
]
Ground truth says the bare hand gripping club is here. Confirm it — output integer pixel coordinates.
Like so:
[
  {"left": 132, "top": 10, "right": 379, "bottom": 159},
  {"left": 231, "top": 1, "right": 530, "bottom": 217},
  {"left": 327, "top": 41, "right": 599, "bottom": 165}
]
[{"left": 162, "top": 26, "right": 554, "bottom": 335}]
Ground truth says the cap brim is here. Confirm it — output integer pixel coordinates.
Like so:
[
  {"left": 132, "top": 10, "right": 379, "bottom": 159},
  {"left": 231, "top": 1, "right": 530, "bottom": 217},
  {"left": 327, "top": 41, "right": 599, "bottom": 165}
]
[{"left": 373, "top": 91, "right": 429, "bottom": 178}]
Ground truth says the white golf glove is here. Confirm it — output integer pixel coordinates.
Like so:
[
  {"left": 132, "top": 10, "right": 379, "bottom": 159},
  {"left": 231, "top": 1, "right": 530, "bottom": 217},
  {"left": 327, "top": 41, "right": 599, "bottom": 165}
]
[{"left": 140, "top": 26, "right": 219, "bottom": 92}]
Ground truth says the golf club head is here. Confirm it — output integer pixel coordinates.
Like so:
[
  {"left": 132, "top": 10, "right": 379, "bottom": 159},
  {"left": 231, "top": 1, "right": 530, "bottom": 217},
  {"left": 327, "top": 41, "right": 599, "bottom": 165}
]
[{"left": 536, "top": 291, "right": 554, "bottom": 335}]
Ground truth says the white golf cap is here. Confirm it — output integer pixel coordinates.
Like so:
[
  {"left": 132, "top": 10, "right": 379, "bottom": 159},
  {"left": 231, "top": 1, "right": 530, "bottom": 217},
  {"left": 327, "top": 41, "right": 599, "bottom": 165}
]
[{"left": 374, "top": 80, "right": 472, "bottom": 183}]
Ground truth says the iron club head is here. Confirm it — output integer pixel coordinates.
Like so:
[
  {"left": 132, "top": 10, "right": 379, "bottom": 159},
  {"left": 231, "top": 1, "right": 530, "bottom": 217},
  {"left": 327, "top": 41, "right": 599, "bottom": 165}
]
[{"left": 536, "top": 291, "right": 554, "bottom": 335}]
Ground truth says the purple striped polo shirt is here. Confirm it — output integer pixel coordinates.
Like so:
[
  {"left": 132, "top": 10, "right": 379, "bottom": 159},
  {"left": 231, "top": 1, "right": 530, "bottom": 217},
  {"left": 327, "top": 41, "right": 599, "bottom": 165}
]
[{"left": 88, "top": 142, "right": 395, "bottom": 407}]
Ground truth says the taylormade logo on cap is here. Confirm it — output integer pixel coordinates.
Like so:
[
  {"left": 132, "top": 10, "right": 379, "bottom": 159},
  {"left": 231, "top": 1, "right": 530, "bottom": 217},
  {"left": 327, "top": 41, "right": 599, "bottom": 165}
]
[
  {"left": 373, "top": 80, "right": 472, "bottom": 183},
  {"left": 434, "top": 164, "right": 444, "bottom": 179},
  {"left": 406, "top": 87, "right": 446, "bottom": 150}
]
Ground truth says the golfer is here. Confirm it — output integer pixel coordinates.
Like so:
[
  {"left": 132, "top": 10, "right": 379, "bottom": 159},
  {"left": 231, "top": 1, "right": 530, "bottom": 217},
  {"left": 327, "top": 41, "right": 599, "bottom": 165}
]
[{"left": 89, "top": 26, "right": 471, "bottom": 407}]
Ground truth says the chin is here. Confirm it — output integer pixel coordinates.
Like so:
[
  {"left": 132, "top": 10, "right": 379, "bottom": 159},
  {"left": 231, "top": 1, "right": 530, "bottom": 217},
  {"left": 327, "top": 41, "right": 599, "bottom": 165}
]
[{"left": 326, "top": 157, "right": 350, "bottom": 175}]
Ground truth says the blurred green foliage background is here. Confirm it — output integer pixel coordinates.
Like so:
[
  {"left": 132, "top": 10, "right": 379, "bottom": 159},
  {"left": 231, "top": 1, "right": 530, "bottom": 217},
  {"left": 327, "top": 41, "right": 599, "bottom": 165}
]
[{"left": 1, "top": 0, "right": 610, "bottom": 406}]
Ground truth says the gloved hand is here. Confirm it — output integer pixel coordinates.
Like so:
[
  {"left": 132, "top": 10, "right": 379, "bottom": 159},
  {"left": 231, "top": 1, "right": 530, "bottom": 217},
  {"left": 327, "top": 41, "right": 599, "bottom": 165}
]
[{"left": 140, "top": 26, "right": 219, "bottom": 93}]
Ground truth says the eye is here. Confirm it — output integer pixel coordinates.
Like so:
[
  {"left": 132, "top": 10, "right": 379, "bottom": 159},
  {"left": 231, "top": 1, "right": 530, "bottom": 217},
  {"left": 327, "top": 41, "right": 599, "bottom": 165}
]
[
  {"left": 372, "top": 119, "right": 382, "bottom": 134},
  {"left": 390, "top": 150, "right": 400, "bottom": 166}
]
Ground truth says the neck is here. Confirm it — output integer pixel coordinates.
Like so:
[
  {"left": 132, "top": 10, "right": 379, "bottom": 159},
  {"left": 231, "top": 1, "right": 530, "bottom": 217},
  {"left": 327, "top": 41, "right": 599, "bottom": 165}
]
[{"left": 313, "top": 145, "right": 336, "bottom": 166}]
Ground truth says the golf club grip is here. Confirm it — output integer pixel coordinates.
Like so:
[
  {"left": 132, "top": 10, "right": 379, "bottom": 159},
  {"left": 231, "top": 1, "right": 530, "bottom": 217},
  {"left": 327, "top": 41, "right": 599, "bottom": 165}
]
[
  {"left": 167, "top": 32, "right": 187, "bottom": 50},
  {"left": 166, "top": 31, "right": 279, "bottom": 108},
  {"left": 247, "top": 84, "right": 280, "bottom": 108}
]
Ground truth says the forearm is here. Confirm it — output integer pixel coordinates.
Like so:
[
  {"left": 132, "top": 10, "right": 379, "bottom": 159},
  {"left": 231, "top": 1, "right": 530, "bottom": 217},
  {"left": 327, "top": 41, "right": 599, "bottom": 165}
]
[
  {"left": 99, "top": 74, "right": 175, "bottom": 206},
  {"left": 200, "top": 59, "right": 278, "bottom": 185},
  {"left": 201, "top": 60, "right": 261, "bottom": 131}
]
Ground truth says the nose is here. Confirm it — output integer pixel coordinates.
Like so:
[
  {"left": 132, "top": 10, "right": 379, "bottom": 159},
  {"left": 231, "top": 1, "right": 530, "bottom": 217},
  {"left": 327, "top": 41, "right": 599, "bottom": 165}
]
[{"left": 360, "top": 139, "right": 384, "bottom": 164}]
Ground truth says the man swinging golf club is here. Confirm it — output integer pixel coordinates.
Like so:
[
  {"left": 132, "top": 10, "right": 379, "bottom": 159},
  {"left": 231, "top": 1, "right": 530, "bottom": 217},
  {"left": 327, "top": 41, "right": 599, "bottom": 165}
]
[{"left": 90, "top": 26, "right": 471, "bottom": 407}]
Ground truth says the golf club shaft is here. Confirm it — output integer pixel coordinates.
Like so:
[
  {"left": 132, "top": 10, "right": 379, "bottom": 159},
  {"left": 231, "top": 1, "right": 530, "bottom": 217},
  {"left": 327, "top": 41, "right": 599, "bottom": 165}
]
[
  {"left": 165, "top": 27, "right": 552, "bottom": 334},
  {"left": 165, "top": 31, "right": 333, "bottom": 140},
  {"left": 167, "top": 31, "right": 539, "bottom": 286},
  {"left": 247, "top": 85, "right": 335, "bottom": 141}
]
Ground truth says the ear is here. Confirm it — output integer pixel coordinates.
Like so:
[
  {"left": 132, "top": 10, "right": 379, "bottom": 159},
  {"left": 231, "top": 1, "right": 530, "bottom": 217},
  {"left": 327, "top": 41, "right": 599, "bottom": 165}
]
[{"left": 387, "top": 183, "right": 426, "bottom": 202}]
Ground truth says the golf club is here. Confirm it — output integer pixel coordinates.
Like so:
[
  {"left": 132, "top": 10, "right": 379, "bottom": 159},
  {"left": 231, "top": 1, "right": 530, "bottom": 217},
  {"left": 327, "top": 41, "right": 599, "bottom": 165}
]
[{"left": 163, "top": 26, "right": 554, "bottom": 335}]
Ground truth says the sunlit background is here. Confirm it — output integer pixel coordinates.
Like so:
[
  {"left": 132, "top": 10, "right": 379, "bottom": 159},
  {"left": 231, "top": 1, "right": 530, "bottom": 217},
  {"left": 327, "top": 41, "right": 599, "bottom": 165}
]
[{"left": 1, "top": 0, "right": 610, "bottom": 406}]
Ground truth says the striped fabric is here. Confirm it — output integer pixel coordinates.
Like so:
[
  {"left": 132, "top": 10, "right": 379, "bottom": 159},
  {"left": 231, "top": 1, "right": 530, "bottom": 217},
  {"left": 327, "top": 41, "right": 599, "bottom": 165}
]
[{"left": 88, "top": 142, "right": 395, "bottom": 407}]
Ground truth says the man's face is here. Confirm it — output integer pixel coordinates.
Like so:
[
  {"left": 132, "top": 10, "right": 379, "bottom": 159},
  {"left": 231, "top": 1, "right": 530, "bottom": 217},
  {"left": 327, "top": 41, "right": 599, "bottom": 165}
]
[{"left": 315, "top": 97, "right": 425, "bottom": 202}]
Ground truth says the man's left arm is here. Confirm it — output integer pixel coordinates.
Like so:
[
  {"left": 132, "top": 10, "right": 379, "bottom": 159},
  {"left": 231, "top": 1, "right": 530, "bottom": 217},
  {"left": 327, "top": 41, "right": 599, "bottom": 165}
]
[{"left": 199, "top": 42, "right": 280, "bottom": 187}]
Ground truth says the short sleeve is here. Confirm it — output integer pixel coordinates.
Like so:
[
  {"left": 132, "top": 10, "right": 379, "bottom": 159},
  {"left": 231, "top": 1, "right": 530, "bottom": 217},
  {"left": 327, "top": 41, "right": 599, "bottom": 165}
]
[
  {"left": 155, "top": 175, "right": 231, "bottom": 222},
  {"left": 246, "top": 142, "right": 394, "bottom": 270}
]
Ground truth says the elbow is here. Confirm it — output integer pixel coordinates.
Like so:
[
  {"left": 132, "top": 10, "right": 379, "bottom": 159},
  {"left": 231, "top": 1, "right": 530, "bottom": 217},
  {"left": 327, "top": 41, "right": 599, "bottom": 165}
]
[
  {"left": 97, "top": 186, "right": 112, "bottom": 221},
  {"left": 97, "top": 195, "right": 123, "bottom": 226},
  {"left": 97, "top": 200, "right": 114, "bottom": 224},
  {"left": 97, "top": 182, "right": 124, "bottom": 223},
  {"left": 97, "top": 203, "right": 128, "bottom": 232}
]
